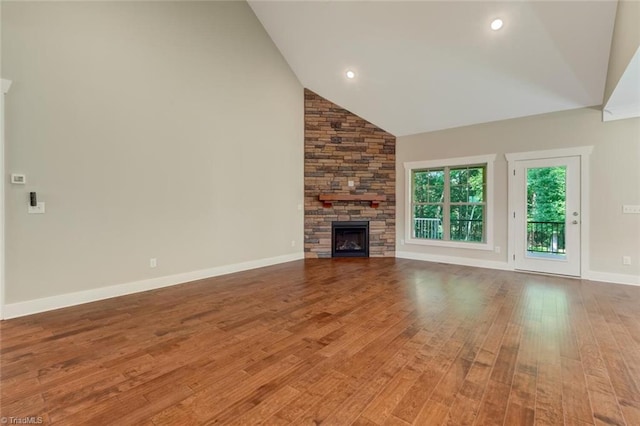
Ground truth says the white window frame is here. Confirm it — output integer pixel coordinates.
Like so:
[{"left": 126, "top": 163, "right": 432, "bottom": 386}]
[
  {"left": 1, "top": 79, "right": 11, "bottom": 319},
  {"left": 404, "top": 154, "right": 496, "bottom": 251}
]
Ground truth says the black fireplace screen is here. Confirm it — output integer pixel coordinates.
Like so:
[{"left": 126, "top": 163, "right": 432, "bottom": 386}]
[{"left": 332, "top": 221, "right": 369, "bottom": 258}]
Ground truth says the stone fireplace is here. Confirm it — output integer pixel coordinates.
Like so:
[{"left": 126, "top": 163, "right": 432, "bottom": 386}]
[
  {"left": 332, "top": 221, "right": 369, "bottom": 258},
  {"left": 304, "top": 89, "right": 396, "bottom": 258}
]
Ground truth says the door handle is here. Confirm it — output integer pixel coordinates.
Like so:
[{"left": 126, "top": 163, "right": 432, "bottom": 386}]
[{"left": 572, "top": 220, "right": 579, "bottom": 224}]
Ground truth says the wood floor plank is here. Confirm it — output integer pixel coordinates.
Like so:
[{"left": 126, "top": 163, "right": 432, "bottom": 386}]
[
  {"left": 359, "top": 366, "right": 421, "bottom": 425},
  {"left": 490, "top": 322, "right": 522, "bottom": 385},
  {"left": 413, "top": 400, "right": 450, "bottom": 425},
  {"left": 536, "top": 298, "right": 566, "bottom": 426},
  {"left": 323, "top": 329, "right": 423, "bottom": 425},
  {"left": 445, "top": 384, "right": 486, "bottom": 426},
  {"left": 391, "top": 359, "right": 448, "bottom": 423},
  {"left": 225, "top": 384, "right": 301, "bottom": 425},
  {"left": 269, "top": 368, "right": 347, "bottom": 423},
  {"left": 1, "top": 259, "right": 638, "bottom": 425},
  {"left": 584, "top": 373, "right": 626, "bottom": 426},
  {"left": 473, "top": 379, "right": 511, "bottom": 426},
  {"left": 504, "top": 402, "right": 535, "bottom": 426},
  {"left": 618, "top": 399, "right": 640, "bottom": 426},
  {"left": 561, "top": 357, "right": 593, "bottom": 424}
]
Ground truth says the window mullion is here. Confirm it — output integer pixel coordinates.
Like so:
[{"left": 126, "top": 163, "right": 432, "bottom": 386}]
[{"left": 443, "top": 166, "right": 450, "bottom": 241}]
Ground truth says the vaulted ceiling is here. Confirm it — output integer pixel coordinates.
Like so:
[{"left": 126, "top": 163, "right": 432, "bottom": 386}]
[{"left": 249, "top": 1, "right": 619, "bottom": 136}]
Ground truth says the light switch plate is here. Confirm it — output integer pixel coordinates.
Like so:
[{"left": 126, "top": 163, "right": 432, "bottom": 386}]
[
  {"left": 622, "top": 205, "right": 640, "bottom": 214},
  {"left": 28, "top": 202, "right": 45, "bottom": 214}
]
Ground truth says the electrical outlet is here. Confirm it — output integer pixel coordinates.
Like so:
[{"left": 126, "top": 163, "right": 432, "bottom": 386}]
[
  {"left": 623, "top": 256, "right": 631, "bottom": 265},
  {"left": 11, "top": 174, "right": 26, "bottom": 184},
  {"left": 291, "top": 240, "right": 296, "bottom": 247},
  {"left": 348, "top": 180, "right": 355, "bottom": 187},
  {"left": 150, "top": 258, "right": 157, "bottom": 268},
  {"left": 494, "top": 246, "right": 501, "bottom": 253}
]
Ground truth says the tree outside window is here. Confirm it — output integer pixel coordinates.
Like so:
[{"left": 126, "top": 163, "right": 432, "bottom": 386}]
[{"left": 412, "top": 165, "right": 486, "bottom": 243}]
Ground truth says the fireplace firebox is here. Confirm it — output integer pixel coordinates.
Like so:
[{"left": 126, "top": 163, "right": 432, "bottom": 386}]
[{"left": 332, "top": 221, "right": 369, "bottom": 258}]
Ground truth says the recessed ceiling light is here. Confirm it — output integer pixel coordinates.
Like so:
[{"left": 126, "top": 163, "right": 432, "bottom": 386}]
[
  {"left": 491, "top": 18, "right": 503, "bottom": 31},
  {"left": 345, "top": 70, "right": 356, "bottom": 79}
]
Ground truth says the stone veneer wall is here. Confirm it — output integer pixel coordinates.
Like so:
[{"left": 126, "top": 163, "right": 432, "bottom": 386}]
[{"left": 304, "top": 89, "right": 396, "bottom": 258}]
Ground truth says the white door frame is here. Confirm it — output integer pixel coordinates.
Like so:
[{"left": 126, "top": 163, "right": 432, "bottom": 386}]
[
  {"left": 513, "top": 156, "right": 581, "bottom": 276},
  {"left": 506, "top": 146, "right": 593, "bottom": 278},
  {"left": 1, "top": 78, "right": 12, "bottom": 319}
]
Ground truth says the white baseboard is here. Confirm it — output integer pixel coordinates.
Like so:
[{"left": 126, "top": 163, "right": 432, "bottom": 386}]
[
  {"left": 5, "top": 252, "right": 636, "bottom": 319},
  {"left": 584, "top": 270, "right": 640, "bottom": 287},
  {"left": 395, "top": 250, "right": 511, "bottom": 271},
  {"left": 2, "top": 252, "right": 304, "bottom": 320},
  {"left": 396, "top": 251, "right": 640, "bottom": 287}
]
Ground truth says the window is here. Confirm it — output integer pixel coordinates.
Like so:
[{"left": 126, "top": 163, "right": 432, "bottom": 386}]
[{"left": 405, "top": 154, "right": 496, "bottom": 250}]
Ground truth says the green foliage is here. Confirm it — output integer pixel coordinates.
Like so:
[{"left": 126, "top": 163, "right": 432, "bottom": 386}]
[
  {"left": 412, "top": 166, "right": 485, "bottom": 242},
  {"left": 450, "top": 166, "right": 485, "bottom": 242},
  {"left": 527, "top": 167, "right": 566, "bottom": 222},
  {"left": 413, "top": 169, "right": 445, "bottom": 239},
  {"left": 449, "top": 166, "right": 484, "bottom": 204},
  {"left": 413, "top": 169, "right": 444, "bottom": 204}
]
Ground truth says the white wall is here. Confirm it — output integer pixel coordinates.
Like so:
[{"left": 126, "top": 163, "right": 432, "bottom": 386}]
[
  {"left": 2, "top": 2, "right": 303, "bottom": 307},
  {"left": 397, "top": 108, "right": 640, "bottom": 281},
  {"left": 603, "top": 0, "right": 640, "bottom": 106}
]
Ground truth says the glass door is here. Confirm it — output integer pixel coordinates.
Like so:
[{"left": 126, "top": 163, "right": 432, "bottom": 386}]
[{"left": 514, "top": 156, "right": 581, "bottom": 276}]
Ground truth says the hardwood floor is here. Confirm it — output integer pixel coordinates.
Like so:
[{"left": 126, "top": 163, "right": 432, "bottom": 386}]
[{"left": 1, "top": 258, "right": 639, "bottom": 425}]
